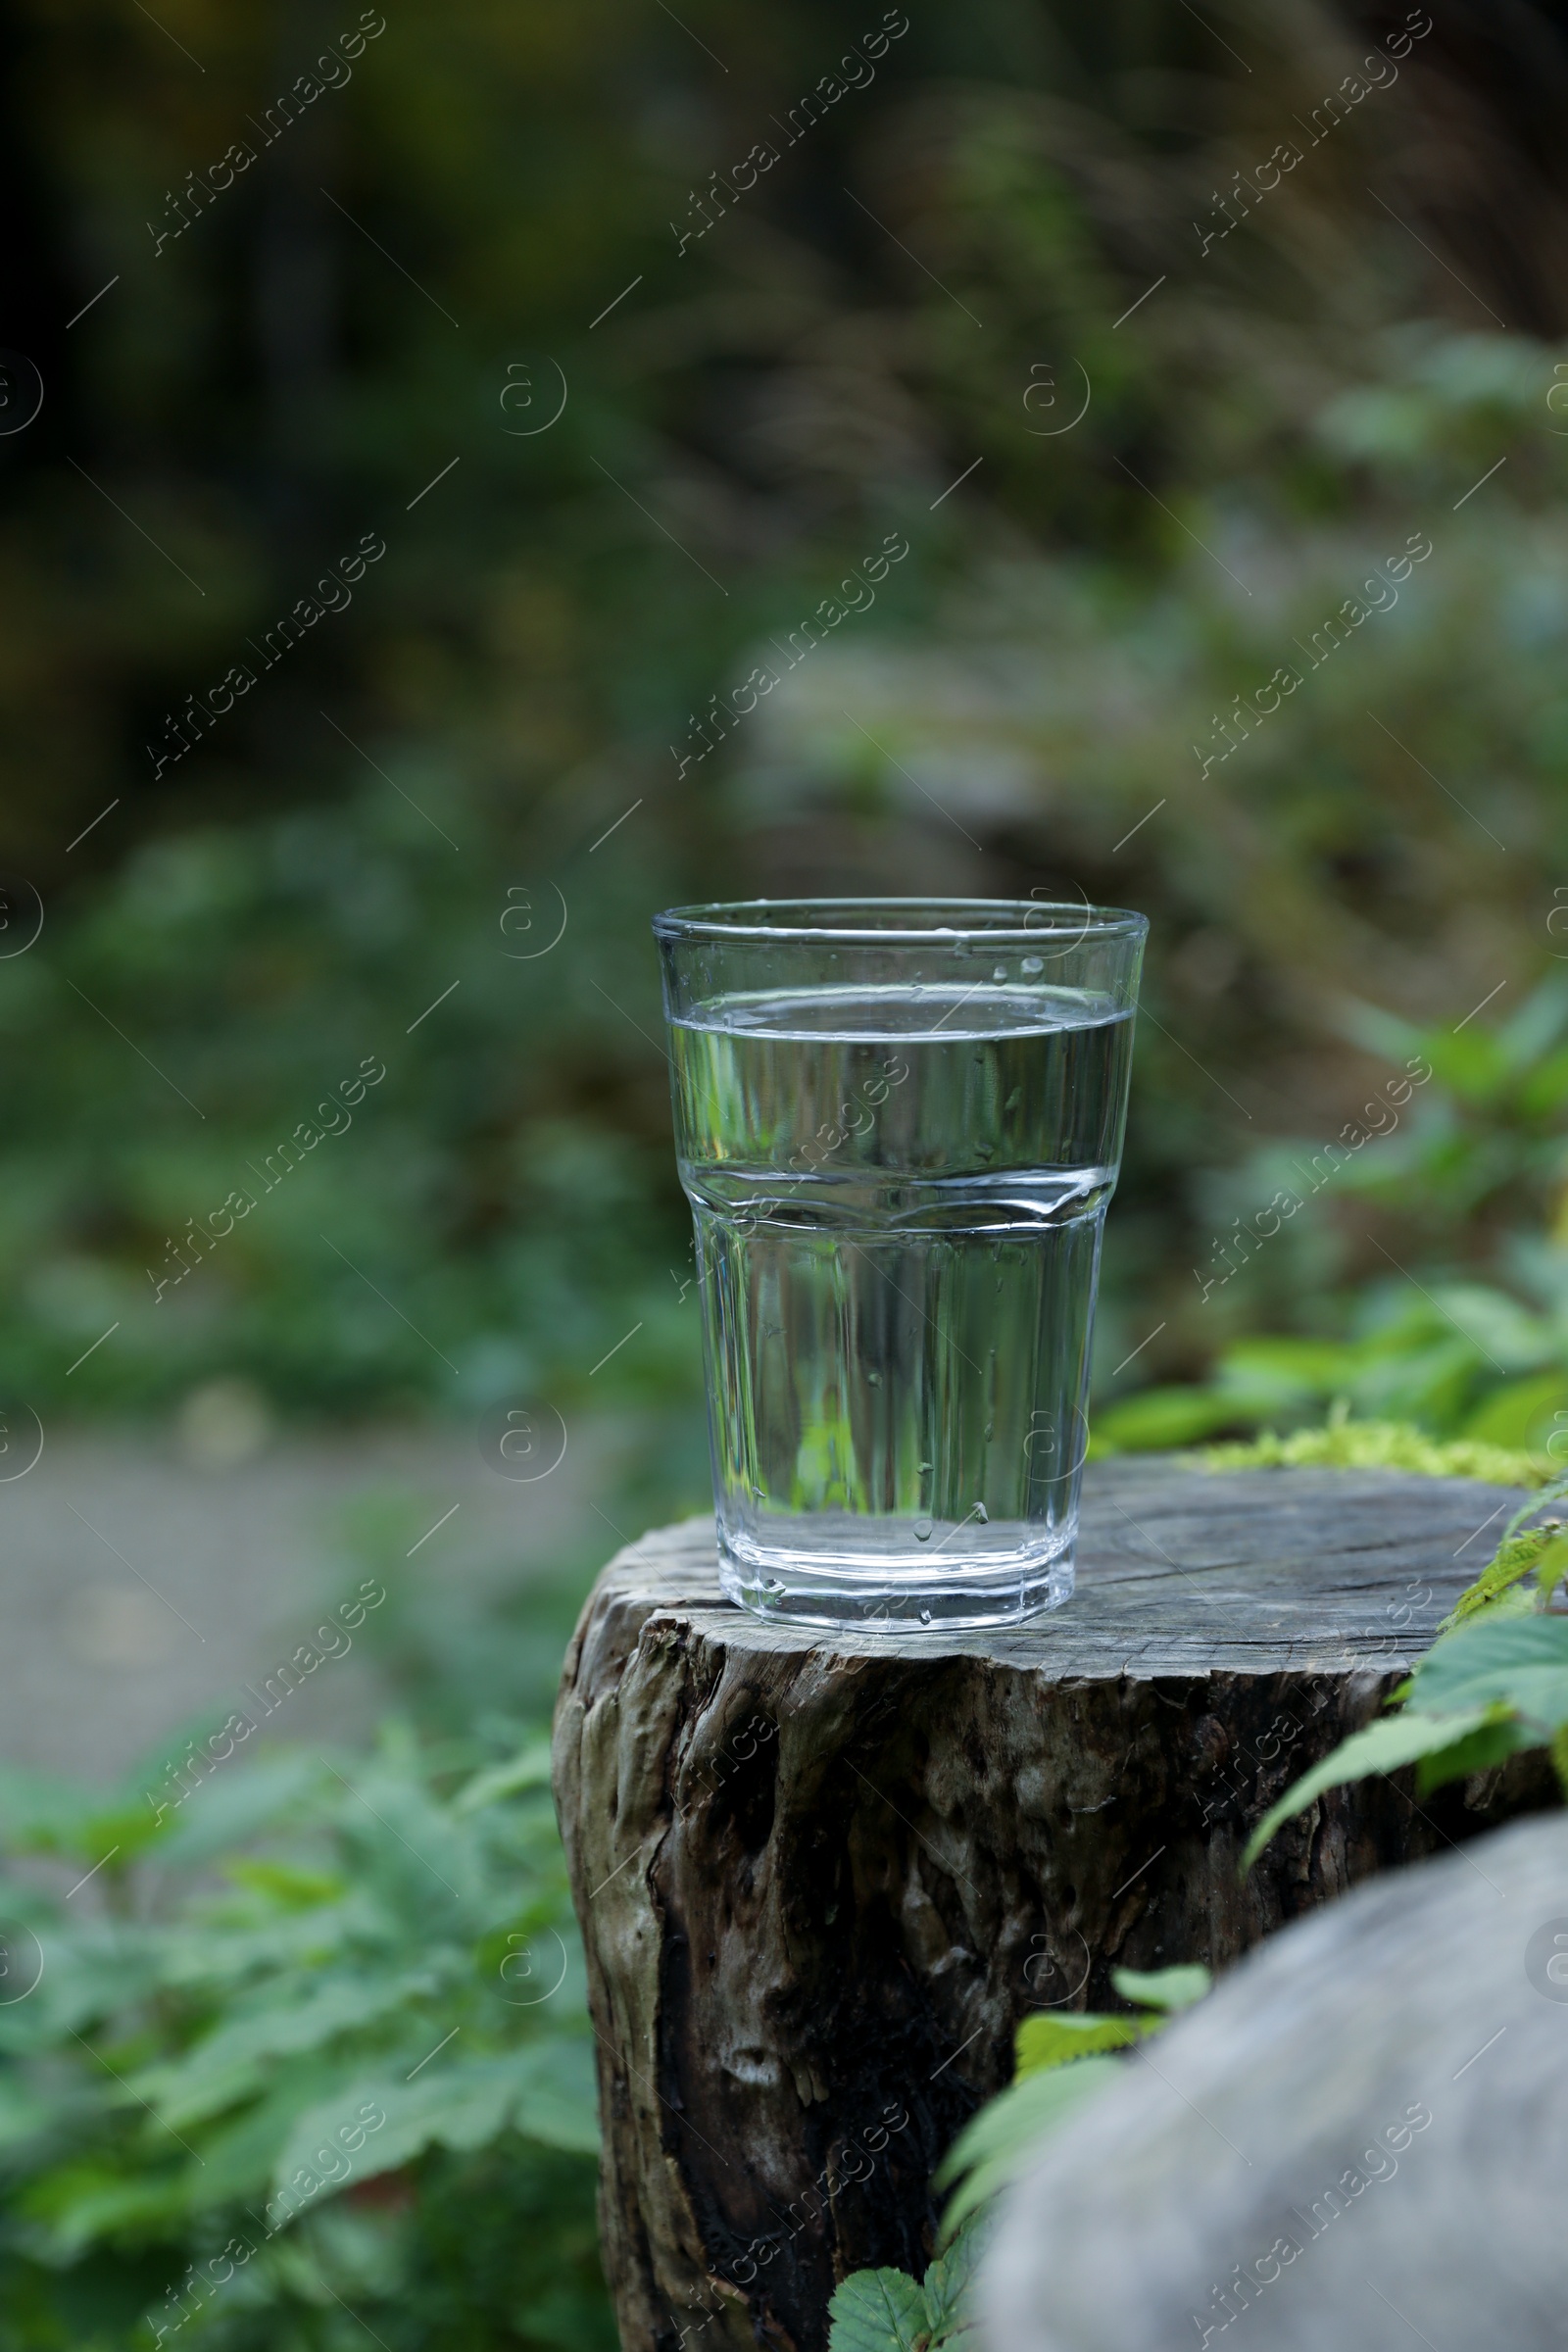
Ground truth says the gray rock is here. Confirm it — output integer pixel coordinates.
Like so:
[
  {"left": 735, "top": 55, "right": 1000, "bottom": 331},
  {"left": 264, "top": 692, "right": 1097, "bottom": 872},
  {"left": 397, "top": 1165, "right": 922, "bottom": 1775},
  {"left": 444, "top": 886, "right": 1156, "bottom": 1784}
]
[{"left": 980, "top": 1811, "right": 1568, "bottom": 2352}]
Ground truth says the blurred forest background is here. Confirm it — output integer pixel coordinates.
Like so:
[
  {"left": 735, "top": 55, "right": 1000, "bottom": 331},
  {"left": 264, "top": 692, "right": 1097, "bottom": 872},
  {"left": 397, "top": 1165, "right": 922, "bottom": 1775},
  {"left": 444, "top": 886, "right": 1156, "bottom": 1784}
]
[
  {"left": 6, "top": 1, "right": 1568, "bottom": 2341},
  {"left": 5, "top": 0, "right": 1568, "bottom": 1457}
]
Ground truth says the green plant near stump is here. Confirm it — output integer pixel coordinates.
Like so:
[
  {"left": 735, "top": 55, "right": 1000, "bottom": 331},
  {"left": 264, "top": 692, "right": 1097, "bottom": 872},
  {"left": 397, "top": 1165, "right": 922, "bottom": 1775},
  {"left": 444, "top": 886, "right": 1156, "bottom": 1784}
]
[
  {"left": 1244, "top": 1479, "right": 1568, "bottom": 1872},
  {"left": 825, "top": 1968, "right": 1210, "bottom": 2352},
  {"left": 0, "top": 1725, "right": 613, "bottom": 2352}
]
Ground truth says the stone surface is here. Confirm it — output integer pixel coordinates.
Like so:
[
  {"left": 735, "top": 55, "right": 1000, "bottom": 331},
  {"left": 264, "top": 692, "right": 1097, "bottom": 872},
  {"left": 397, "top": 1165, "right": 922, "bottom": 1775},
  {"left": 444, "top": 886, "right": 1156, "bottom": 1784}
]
[
  {"left": 552, "top": 1462, "right": 1556, "bottom": 2352},
  {"left": 980, "top": 1810, "right": 1568, "bottom": 2352}
]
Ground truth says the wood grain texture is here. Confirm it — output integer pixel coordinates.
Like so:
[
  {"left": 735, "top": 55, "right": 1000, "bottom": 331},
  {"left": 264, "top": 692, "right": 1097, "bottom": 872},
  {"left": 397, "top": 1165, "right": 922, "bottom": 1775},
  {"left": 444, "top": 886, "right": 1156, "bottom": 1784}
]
[
  {"left": 980, "top": 1810, "right": 1568, "bottom": 2352},
  {"left": 551, "top": 1462, "right": 1556, "bottom": 2352}
]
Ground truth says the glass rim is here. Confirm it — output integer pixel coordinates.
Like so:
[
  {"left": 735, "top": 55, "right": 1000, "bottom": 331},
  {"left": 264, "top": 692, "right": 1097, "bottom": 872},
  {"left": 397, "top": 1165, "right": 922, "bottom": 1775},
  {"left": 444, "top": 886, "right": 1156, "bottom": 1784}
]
[{"left": 652, "top": 896, "right": 1149, "bottom": 945}]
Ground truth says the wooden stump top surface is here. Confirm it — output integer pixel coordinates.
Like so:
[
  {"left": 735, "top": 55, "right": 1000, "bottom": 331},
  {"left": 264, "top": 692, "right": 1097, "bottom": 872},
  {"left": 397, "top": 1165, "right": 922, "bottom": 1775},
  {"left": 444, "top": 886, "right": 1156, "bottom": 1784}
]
[{"left": 580, "top": 1459, "right": 1522, "bottom": 1680}]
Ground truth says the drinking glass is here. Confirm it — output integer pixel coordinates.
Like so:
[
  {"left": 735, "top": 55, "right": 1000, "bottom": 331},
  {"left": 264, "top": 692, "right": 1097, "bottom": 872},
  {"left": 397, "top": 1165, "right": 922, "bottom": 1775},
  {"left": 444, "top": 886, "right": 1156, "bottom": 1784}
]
[{"left": 653, "top": 898, "right": 1147, "bottom": 1630}]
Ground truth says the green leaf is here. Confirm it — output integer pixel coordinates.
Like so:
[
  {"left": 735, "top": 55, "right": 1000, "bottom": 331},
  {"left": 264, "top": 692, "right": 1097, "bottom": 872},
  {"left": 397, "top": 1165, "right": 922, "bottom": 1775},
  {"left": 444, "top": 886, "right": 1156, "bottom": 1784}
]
[
  {"left": 1422, "top": 1285, "right": 1552, "bottom": 1370},
  {"left": 826, "top": 2266, "right": 929, "bottom": 2352},
  {"left": 1499, "top": 1472, "right": 1568, "bottom": 1549},
  {"left": 274, "top": 2040, "right": 600, "bottom": 2200},
  {"left": 453, "top": 1740, "right": 556, "bottom": 1814},
  {"left": 222, "top": 1859, "right": 345, "bottom": 1909},
  {"left": 1409, "top": 1611, "right": 1568, "bottom": 1732},
  {"left": 1463, "top": 1371, "right": 1568, "bottom": 1451},
  {"left": 1014, "top": 2010, "right": 1145, "bottom": 2079},
  {"left": 0, "top": 1762, "right": 165, "bottom": 1868},
  {"left": 1091, "top": 1386, "right": 1244, "bottom": 1452},
  {"left": 1413, "top": 1712, "right": 1532, "bottom": 1794},
  {"left": 1241, "top": 1708, "right": 1495, "bottom": 1872},
  {"left": 1442, "top": 1524, "right": 1564, "bottom": 1629},
  {"left": 129, "top": 1969, "right": 441, "bottom": 2129},
  {"left": 920, "top": 2211, "right": 990, "bottom": 2341},
  {"left": 155, "top": 1895, "right": 361, "bottom": 1994},
  {"left": 176, "top": 2067, "right": 368, "bottom": 2212},
  {"left": 504, "top": 2034, "right": 601, "bottom": 2155},
  {"left": 14, "top": 2159, "right": 197, "bottom": 2262},
  {"left": 935, "top": 2057, "right": 1117, "bottom": 2237},
  {"left": 154, "top": 1752, "right": 326, "bottom": 1868},
  {"left": 0, "top": 2076, "right": 55, "bottom": 2159},
  {"left": 1539, "top": 1532, "right": 1568, "bottom": 1605},
  {"left": 1110, "top": 1964, "right": 1211, "bottom": 2013}
]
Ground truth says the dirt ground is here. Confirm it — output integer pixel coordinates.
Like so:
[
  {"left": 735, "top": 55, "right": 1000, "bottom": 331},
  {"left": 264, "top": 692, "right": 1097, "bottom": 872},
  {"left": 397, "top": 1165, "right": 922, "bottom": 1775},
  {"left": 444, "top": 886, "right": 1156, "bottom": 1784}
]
[{"left": 0, "top": 1404, "right": 655, "bottom": 1783}]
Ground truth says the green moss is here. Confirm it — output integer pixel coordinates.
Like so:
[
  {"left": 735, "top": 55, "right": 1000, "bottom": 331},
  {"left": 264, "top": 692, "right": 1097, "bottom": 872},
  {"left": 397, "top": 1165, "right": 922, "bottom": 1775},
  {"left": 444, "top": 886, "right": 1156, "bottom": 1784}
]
[{"left": 1192, "top": 1417, "right": 1542, "bottom": 1486}]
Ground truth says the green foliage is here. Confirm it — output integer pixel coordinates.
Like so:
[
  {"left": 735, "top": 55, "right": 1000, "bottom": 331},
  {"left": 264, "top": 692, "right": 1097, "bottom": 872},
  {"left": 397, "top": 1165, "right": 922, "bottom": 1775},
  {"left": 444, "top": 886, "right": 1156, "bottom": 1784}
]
[
  {"left": 1012, "top": 2012, "right": 1146, "bottom": 2077},
  {"left": 0, "top": 805, "right": 703, "bottom": 1419},
  {"left": 826, "top": 2266, "right": 935, "bottom": 2352},
  {"left": 1244, "top": 1487, "right": 1568, "bottom": 1871},
  {"left": 1240, "top": 1705, "right": 1516, "bottom": 1871},
  {"left": 1410, "top": 1612, "right": 1568, "bottom": 1732},
  {"left": 1098, "top": 983, "right": 1568, "bottom": 1454},
  {"left": 0, "top": 1724, "right": 613, "bottom": 2351},
  {"left": 3, "top": 0, "right": 1568, "bottom": 1432},
  {"left": 1008, "top": 1969, "right": 1207, "bottom": 2081},
  {"left": 934, "top": 1966, "right": 1210, "bottom": 2239},
  {"left": 916, "top": 2220, "right": 990, "bottom": 2344},
  {"left": 932, "top": 2061, "right": 1117, "bottom": 2246},
  {"left": 824, "top": 2215, "right": 993, "bottom": 2352},
  {"left": 1441, "top": 1525, "right": 1567, "bottom": 1628},
  {"left": 828, "top": 1966, "right": 1212, "bottom": 2349},
  {"left": 1107, "top": 1964, "right": 1211, "bottom": 2015}
]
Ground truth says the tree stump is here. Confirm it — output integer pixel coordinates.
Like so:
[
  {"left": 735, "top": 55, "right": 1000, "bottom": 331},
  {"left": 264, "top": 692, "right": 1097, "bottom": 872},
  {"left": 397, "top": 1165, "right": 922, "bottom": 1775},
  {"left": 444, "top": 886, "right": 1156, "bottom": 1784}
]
[{"left": 551, "top": 1461, "right": 1555, "bottom": 2352}]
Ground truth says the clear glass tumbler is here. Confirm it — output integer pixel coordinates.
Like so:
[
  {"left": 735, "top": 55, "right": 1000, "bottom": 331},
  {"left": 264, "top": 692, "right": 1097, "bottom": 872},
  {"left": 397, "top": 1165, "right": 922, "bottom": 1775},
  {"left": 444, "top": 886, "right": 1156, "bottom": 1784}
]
[{"left": 653, "top": 898, "right": 1147, "bottom": 1630}]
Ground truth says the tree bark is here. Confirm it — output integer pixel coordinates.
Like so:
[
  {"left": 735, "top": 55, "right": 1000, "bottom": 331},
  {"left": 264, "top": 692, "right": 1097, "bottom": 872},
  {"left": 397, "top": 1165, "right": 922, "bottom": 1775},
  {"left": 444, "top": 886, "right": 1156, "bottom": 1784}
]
[{"left": 551, "top": 1461, "right": 1554, "bottom": 2352}]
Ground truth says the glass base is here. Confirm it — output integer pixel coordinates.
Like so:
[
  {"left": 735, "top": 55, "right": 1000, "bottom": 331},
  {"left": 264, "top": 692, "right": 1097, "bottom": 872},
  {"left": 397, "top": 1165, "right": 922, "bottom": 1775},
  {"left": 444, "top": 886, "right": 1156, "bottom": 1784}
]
[{"left": 717, "top": 1524, "right": 1075, "bottom": 1632}]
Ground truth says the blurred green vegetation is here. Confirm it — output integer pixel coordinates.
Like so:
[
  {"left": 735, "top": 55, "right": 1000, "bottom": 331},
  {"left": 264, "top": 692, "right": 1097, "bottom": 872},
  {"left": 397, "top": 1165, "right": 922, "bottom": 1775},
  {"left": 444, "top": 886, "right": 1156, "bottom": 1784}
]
[
  {"left": 3, "top": 0, "right": 1568, "bottom": 1439},
  {"left": 1096, "top": 983, "right": 1568, "bottom": 1458},
  {"left": 0, "top": 1519, "right": 617, "bottom": 2351}
]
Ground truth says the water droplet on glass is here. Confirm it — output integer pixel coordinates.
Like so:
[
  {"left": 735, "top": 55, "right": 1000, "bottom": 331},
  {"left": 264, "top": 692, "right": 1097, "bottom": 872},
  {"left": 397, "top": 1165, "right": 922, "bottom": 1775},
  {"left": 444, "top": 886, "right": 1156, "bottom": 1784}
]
[
  {"left": 1022, "top": 956, "right": 1044, "bottom": 976},
  {"left": 984, "top": 1422, "right": 995, "bottom": 1440},
  {"left": 867, "top": 1369, "right": 883, "bottom": 1387},
  {"left": 761, "top": 1578, "right": 786, "bottom": 1599},
  {"left": 992, "top": 964, "right": 1007, "bottom": 982},
  {"left": 919, "top": 1607, "right": 933, "bottom": 1626},
  {"left": 918, "top": 1461, "right": 933, "bottom": 1473},
  {"left": 914, "top": 1517, "right": 934, "bottom": 1542},
  {"left": 974, "top": 1501, "right": 989, "bottom": 1522}
]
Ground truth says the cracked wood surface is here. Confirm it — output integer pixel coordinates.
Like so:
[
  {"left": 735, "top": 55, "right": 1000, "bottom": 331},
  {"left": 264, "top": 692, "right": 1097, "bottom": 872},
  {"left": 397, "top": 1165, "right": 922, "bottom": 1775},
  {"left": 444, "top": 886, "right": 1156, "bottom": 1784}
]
[{"left": 551, "top": 1462, "right": 1554, "bottom": 2352}]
